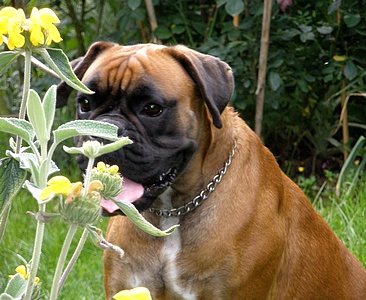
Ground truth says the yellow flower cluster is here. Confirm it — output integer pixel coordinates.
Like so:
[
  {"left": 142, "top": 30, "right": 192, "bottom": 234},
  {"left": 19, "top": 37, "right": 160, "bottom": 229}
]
[
  {"left": 97, "top": 161, "right": 119, "bottom": 174},
  {"left": 0, "top": 6, "right": 62, "bottom": 50},
  {"left": 39, "top": 175, "right": 103, "bottom": 203},
  {"left": 92, "top": 162, "right": 123, "bottom": 200}
]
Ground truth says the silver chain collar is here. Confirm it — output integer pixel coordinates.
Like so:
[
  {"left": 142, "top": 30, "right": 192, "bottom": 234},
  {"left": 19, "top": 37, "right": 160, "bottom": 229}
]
[{"left": 149, "top": 141, "right": 237, "bottom": 218}]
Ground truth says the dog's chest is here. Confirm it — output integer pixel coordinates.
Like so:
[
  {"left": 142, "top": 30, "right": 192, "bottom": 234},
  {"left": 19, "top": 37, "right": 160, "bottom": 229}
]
[
  {"left": 157, "top": 188, "right": 198, "bottom": 299},
  {"left": 126, "top": 188, "right": 200, "bottom": 299}
]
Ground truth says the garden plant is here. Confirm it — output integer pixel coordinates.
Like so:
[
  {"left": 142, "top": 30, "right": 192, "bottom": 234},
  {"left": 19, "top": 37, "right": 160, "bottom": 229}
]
[{"left": 0, "top": 5, "right": 174, "bottom": 299}]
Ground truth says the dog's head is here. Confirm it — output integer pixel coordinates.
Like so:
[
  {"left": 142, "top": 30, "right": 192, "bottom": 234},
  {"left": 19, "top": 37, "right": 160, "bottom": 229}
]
[{"left": 57, "top": 42, "right": 234, "bottom": 215}]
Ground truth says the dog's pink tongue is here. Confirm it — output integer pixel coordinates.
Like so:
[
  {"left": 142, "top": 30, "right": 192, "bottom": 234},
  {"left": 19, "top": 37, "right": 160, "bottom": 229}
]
[{"left": 101, "top": 178, "right": 144, "bottom": 213}]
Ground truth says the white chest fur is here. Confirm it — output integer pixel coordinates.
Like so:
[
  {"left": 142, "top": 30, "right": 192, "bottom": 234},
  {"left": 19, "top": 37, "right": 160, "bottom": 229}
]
[{"left": 158, "top": 188, "right": 197, "bottom": 300}]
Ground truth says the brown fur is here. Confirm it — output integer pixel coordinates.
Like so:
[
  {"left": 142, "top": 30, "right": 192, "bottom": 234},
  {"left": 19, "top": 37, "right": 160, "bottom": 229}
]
[
  {"left": 57, "top": 42, "right": 366, "bottom": 299},
  {"left": 105, "top": 108, "right": 366, "bottom": 299}
]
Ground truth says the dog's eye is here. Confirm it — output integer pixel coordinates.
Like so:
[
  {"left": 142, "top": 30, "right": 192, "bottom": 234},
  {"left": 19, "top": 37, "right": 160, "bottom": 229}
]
[
  {"left": 142, "top": 103, "right": 163, "bottom": 117},
  {"left": 79, "top": 98, "right": 91, "bottom": 112}
]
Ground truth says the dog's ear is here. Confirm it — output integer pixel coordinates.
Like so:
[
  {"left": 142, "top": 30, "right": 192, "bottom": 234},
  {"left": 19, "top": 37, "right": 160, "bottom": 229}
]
[
  {"left": 56, "top": 41, "right": 116, "bottom": 108},
  {"left": 165, "top": 45, "right": 234, "bottom": 128}
]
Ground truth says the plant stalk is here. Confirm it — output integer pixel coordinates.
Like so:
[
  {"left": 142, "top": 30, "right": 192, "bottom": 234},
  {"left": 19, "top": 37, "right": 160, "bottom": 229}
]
[
  {"left": 83, "top": 157, "right": 95, "bottom": 195},
  {"left": 58, "top": 228, "right": 89, "bottom": 294},
  {"left": 23, "top": 203, "right": 46, "bottom": 300},
  {"left": 20, "top": 49, "right": 44, "bottom": 300},
  {"left": 49, "top": 223, "right": 78, "bottom": 300},
  {"left": 16, "top": 49, "right": 32, "bottom": 154}
]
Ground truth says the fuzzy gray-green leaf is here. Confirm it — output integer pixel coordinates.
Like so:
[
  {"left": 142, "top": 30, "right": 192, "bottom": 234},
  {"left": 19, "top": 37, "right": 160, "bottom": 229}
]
[
  {"left": 27, "top": 90, "right": 48, "bottom": 144},
  {"left": 53, "top": 120, "right": 119, "bottom": 144},
  {"left": 38, "top": 48, "right": 93, "bottom": 94},
  {"left": 0, "top": 51, "right": 21, "bottom": 75},
  {"left": 0, "top": 118, "right": 34, "bottom": 143},
  {"left": 113, "top": 200, "right": 178, "bottom": 236},
  {"left": 42, "top": 85, "right": 57, "bottom": 137}
]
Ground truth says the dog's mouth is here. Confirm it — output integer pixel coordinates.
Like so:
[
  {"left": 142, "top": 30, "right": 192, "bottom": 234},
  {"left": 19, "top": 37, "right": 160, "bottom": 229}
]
[{"left": 101, "top": 167, "right": 178, "bottom": 216}]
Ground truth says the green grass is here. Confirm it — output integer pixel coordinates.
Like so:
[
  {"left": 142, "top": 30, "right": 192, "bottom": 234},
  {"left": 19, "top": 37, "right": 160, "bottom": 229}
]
[
  {"left": 312, "top": 177, "right": 366, "bottom": 267},
  {"left": 0, "top": 190, "right": 109, "bottom": 299},
  {"left": 0, "top": 172, "right": 365, "bottom": 298}
]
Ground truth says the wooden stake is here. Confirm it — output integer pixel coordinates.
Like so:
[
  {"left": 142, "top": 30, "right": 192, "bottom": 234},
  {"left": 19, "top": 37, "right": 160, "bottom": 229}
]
[
  {"left": 144, "top": 0, "right": 161, "bottom": 44},
  {"left": 255, "top": 0, "right": 272, "bottom": 138}
]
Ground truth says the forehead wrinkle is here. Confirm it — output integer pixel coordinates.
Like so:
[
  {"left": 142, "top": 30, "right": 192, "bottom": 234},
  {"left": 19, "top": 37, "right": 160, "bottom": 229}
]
[{"left": 94, "top": 51, "right": 146, "bottom": 94}]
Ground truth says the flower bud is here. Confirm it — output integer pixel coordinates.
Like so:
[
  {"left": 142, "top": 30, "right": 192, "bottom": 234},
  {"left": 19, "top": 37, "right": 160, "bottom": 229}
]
[
  {"left": 58, "top": 194, "right": 101, "bottom": 227},
  {"left": 91, "top": 163, "right": 122, "bottom": 200},
  {"left": 82, "top": 140, "right": 102, "bottom": 158}
]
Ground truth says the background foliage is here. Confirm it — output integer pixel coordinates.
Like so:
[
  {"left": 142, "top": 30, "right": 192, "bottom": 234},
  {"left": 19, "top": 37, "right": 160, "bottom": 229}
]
[{"left": 1, "top": 0, "right": 365, "bottom": 179}]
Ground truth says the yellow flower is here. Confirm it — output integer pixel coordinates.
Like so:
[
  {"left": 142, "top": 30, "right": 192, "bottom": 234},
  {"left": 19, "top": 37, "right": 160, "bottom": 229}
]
[
  {"left": 9, "top": 265, "right": 40, "bottom": 285},
  {"left": 113, "top": 287, "right": 152, "bottom": 300},
  {"left": 87, "top": 180, "right": 104, "bottom": 196},
  {"left": 40, "top": 175, "right": 72, "bottom": 200},
  {"left": 97, "top": 161, "right": 107, "bottom": 171},
  {"left": 107, "top": 165, "right": 119, "bottom": 174},
  {"left": 15, "top": 265, "right": 28, "bottom": 279},
  {"left": 0, "top": 6, "right": 62, "bottom": 49},
  {"left": 29, "top": 7, "right": 62, "bottom": 46},
  {"left": 298, "top": 166, "right": 305, "bottom": 173},
  {"left": 65, "top": 181, "right": 83, "bottom": 204},
  {"left": 96, "top": 162, "right": 119, "bottom": 174},
  {"left": 0, "top": 8, "right": 26, "bottom": 50}
]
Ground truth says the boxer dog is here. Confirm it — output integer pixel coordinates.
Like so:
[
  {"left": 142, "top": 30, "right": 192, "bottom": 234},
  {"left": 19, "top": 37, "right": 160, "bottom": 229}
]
[{"left": 57, "top": 41, "right": 366, "bottom": 299}]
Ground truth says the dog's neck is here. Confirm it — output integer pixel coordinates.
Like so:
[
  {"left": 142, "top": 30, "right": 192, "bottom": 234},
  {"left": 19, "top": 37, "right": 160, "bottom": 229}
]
[{"left": 149, "top": 139, "right": 237, "bottom": 217}]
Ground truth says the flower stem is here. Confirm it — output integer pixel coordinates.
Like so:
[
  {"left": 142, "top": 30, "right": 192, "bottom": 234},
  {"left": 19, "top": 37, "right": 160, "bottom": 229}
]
[
  {"left": 58, "top": 228, "right": 89, "bottom": 294},
  {"left": 83, "top": 157, "right": 95, "bottom": 196},
  {"left": 49, "top": 223, "right": 78, "bottom": 300},
  {"left": 20, "top": 48, "right": 43, "bottom": 300},
  {"left": 16, "top": 49, "right": 32, "bottom": 154},
  {"left": 23, "top": 203, "right": 46, "bottom": 300}
]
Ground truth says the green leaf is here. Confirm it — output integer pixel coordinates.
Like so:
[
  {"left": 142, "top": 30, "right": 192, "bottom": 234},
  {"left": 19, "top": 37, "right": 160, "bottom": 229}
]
[
  {"left": 91, "top": 137, "right": 132, "bottom": 157},
  {"left": 154, "top": 26, "right": 172, "bottom": 40},
  {"left": 114, "top": 200, "right": 178, "bottom": 236},
  {"left": 225, "top": 0, "right": 244, "bottom": 17},
  {"left": 217, "top": 0, "right": 229, "bottom": 8},
  {"left": 171, "top": 24, "right": 185, "bottom": 35},
  {"left": 0, "top": 118, "right": 34, "bottom": 143},
  {"left": 63, "top": 137, "right": 132, "bottom": 158},
  {"left": 297, "top": 79, "right": 308, "bottom": 93},
  {"left": 0, "top": 51, "right": 22, "bottom": 75},
  {"left": 127, "top": 0, "right": 141, "bottom": 10},
  {"left": 37, "top": 48, "right": 93, "bottom": 95},
  {"left": 24, "top": 181, "right": 44, "bottom": 204},
  {"left": 42, "top": 85, "right": 57, "bottom": 138},
  {"left": 3, "top": 273, "right": 27, "bottom": 298},
  {"left": 344, "top": 60, "right": 357, "bottom": 81},
  {"left": 268, "top": 71, "right": 282, "bottom": 91},
  {"left": 316, "top": 26, "right": 333, "bottom": 35},
  {"left": 0, "top": 292, "right": 14, "bottom": 299},
  {"left": 344, "top": 14, "right": 361, "bottom": 28},
  {"left": 53, "top": 120, "right": 119, "bottom": 145},
  {"left": 27, "top": 90, "right": 48, "bottom": 144},
  {"left": 7, "top": 152, "right": 39, "bottom": 183},
  {"left": 0, "top": 157, "right": 27, "bottom": 216},
  {"left": 304, "top": 74, "right": 316, "bottom": 82},
  {"left": 327, "top": 0, "right": 341, "bottom": 14},
  {"left": 336, "top": 136, "right": 365, "bottom": 196}
]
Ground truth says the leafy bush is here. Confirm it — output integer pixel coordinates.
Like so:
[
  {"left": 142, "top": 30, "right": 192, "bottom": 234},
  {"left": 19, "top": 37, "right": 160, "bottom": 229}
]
[{"left": 1, "top": 0, "right": 365, "bottom": 177}]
